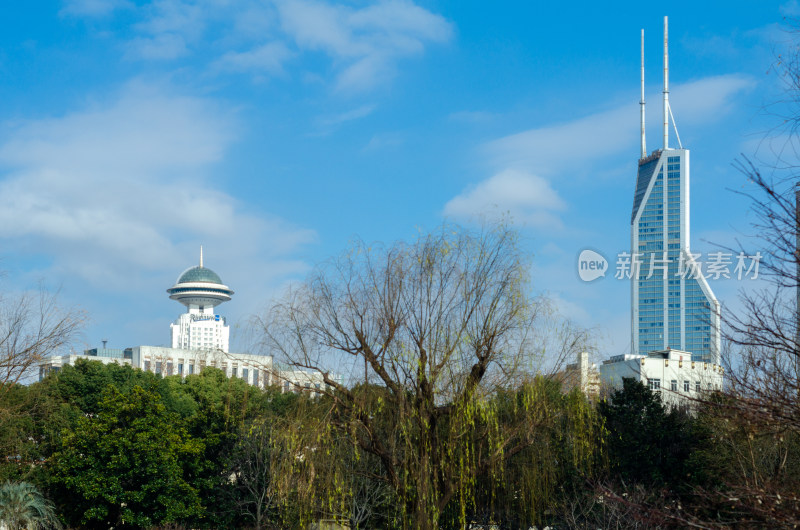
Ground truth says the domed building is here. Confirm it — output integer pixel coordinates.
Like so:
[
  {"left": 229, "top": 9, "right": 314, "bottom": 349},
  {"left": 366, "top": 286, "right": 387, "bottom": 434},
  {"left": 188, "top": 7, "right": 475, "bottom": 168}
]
[
  {"left": 40, "top": 246, "right": 333, "bottom": 396},
  {"left": 167, "top": 247, "right": 234, "bottom": 352}
]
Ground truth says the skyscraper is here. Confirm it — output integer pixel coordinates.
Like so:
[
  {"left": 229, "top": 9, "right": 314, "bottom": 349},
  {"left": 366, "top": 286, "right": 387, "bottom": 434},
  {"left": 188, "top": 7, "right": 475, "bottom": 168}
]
[{"left": 631, "top": 17, "right": 720, "bottom": 363}]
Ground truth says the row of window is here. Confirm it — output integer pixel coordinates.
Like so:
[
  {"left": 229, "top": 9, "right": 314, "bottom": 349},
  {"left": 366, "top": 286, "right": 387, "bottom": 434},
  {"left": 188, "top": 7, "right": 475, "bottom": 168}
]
[
  {"left": 143, "top": 359, "right": 262, "bottom": 386},
  {"left": 647, "top": 378, "right": 719, "bottom": 392}
]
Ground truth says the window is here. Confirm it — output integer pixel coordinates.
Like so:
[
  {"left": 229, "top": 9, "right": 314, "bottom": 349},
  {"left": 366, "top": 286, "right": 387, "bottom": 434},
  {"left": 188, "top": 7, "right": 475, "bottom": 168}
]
[
  {"left": 253, "top": 369, "right": 259, "bottom": 386},
  {"left": 683, "top": 380, "right": 690, "bottom": 392},
  {"left": 232, "top": 365, "right": 238, "bottom": 378},
  {"left": 166, "top": 362, "right": 173, "bottom": 376},
  {"left": 647, "top": 378, "right": 661, "bottom": 391},
  {"left": 188, "top": 363, "right": 194, "bottom": 375},
  {"left": 242, "top": 368, "right": 248, "bottom": 381},
  {"left": 144, "top": 360, "right": 151, "bottom": 372},
  {"left": 670, "top": 380, "right": 677, "bottom": 392},
  {"left": 155, "top": 361, "right": 162, "bottom": 374},
  {"left": 178, "top": 363, "right": 184, "bottom": 375},
  {"left": 695, "top": 381, "right": 701, "bottom": 392},
  {"left": 284, "top": 381, "right": 290, "bottom": 393}
]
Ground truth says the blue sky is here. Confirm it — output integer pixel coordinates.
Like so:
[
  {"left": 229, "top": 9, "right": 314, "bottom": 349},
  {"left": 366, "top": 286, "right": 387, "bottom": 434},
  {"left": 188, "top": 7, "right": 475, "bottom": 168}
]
[{"left": 0, "top": 0, "right": 794, "bottom": 357}]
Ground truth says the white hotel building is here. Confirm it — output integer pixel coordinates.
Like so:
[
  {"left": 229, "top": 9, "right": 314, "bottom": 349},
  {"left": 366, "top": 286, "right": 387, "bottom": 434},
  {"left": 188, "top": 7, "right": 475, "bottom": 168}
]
[
  {"left": 40, "top": 250, "right": 327, "bottom": 393},
  {"left": 599, "top": 348, "right": 723, "bottom": 408}
]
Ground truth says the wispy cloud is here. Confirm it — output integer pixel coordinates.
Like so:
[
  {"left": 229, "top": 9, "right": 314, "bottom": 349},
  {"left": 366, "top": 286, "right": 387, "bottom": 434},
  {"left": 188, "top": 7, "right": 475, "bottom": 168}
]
[
  {"left": 0, "top": 80, "right": 315, "bottom": 311},
  {"left": 276, "top": 0, "right": 452, "bottom": 91},
  {"left": 486, "top": 74, "right": 756, "bottom": 176},
  {"left": 74, "top": 0, "right": 452, "bottom": 92},
  {"left": 445, "top": 74, "right": 756, "bottom": 230}
]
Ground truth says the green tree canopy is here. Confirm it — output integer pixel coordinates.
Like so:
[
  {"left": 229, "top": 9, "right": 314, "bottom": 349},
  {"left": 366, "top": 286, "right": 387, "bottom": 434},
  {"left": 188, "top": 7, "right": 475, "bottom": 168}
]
[{"left": 50, "top": 384, "right": 204, "bottom": 528}]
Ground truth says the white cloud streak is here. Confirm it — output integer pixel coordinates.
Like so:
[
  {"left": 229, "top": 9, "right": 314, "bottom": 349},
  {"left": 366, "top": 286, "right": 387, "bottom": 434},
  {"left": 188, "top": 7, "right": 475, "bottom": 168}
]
[{"left": 486, "top": 74, "right": 756, "bottom": 176}]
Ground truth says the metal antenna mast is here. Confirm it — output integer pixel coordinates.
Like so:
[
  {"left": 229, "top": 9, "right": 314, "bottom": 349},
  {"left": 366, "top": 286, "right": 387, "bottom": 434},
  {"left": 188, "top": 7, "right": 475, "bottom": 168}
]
[
  {"left": 640, "top": 29, "right": 646, "bottom": 159},
  {"left": 663, "top": 16, "right": 669, "bottom": 150}
]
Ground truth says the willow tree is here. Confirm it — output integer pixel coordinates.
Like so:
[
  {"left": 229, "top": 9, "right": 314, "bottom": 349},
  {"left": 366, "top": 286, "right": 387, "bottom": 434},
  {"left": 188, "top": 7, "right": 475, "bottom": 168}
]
[{"left": 261, "top": 224, "right": 590, "bottom": 528}]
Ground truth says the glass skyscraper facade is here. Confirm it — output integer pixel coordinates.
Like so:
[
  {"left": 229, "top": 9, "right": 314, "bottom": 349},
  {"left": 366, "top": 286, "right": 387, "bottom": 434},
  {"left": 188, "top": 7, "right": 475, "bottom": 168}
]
[{"left": 631, "top": 148, "right": 720, "bottom": 363}]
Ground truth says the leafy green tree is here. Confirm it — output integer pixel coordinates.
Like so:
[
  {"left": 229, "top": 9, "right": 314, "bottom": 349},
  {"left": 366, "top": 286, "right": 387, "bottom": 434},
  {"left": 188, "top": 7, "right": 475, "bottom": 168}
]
[
  {"left": 598, "top": 377, "right": 694, "bottom": 487},
  {"left": 0, "top": 481, "right": 61, "bottom": 530},
  {"left": 50, "top": 385, "right": 203, "bottom": 528},
  {"left": 170, "top": 367, "right": 277, "bottom": 527}
]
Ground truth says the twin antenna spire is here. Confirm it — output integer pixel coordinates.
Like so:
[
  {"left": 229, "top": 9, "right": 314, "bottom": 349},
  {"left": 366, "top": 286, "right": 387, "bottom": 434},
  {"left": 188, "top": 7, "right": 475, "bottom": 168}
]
[{"left": 641, "top": 15, "right": 682, "bottom": 159}]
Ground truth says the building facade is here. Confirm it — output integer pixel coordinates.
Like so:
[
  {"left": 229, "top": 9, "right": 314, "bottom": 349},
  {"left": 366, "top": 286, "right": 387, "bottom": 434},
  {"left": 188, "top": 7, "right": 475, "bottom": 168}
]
[
  {"left": 557, "top": 351, "right": 600, "bottom": 399},
  {"left": 631, "top": 17, "right": 720, "bottom": 363},
  {"left": 599, "top": 348, "right": 723, "bottom": 408}
]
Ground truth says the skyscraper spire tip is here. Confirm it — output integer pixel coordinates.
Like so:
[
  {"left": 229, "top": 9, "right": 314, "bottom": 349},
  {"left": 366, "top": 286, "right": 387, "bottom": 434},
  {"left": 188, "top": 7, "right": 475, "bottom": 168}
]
[
  {"left": 640, "top": 28, "right": 646, "bottom": 159},
  {"left": 663, "top": 15, "right": 669, "bottom": 150},
  {"left": 200, "top": 245, "right": 204, "bottom": 268}
]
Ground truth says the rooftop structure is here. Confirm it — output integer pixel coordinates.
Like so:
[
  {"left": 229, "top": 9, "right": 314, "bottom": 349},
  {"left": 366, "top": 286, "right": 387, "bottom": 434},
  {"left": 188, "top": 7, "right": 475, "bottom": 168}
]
[{"left": 168, "top": 247, "right": 233, "bottom": 352}]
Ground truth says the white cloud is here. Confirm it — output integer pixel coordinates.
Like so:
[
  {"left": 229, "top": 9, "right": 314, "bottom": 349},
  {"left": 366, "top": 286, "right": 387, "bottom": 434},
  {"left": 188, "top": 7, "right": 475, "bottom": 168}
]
[
  {"left": 98, "top": 0, "right": 453, "bottom": 92},
  {"left": 0, "top": 81, "right": 315, "bottom": 309},
  {"left": 486, "top": 74, "right": 755, "bottom": 176},
  {"left": 444, "top": 169, "right": 566, "bottom": 228},
  {"left": 276, "top": 0, "right": 452, "bottom": 92}
]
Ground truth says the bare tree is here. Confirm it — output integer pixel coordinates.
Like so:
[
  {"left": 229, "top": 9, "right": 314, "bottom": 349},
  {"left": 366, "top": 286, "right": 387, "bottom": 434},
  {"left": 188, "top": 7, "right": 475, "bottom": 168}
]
[
  {"left": 261, "top": 224, "right": 589, "bottom": 529},
  {"left": 0, "top": 287, "right": 83, "bottom": 393}
]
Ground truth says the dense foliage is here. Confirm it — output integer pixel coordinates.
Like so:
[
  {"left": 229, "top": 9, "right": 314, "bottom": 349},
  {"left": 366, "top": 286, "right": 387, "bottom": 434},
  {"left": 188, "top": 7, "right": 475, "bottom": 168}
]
[{"left": 2, "top": 359, "right": 798, "bottom": 528}]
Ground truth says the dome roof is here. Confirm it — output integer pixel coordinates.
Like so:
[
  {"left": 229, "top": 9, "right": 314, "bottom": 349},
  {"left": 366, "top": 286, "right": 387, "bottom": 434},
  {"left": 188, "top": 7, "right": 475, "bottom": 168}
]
[{"left": 176, "top": 266, "right": 223, "bottom": 285}]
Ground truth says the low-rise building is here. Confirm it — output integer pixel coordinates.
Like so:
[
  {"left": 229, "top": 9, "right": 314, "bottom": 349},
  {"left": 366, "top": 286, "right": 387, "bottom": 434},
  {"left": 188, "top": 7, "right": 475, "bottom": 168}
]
[
  {"left": 556, "top": 351, "right": 600, "bottom": 399},
  {"left": 40, "top": 346, "right": 330, "bottom": 394},
  {"left": 599, "top": 348, "right": 723, "bottom": 407}
]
